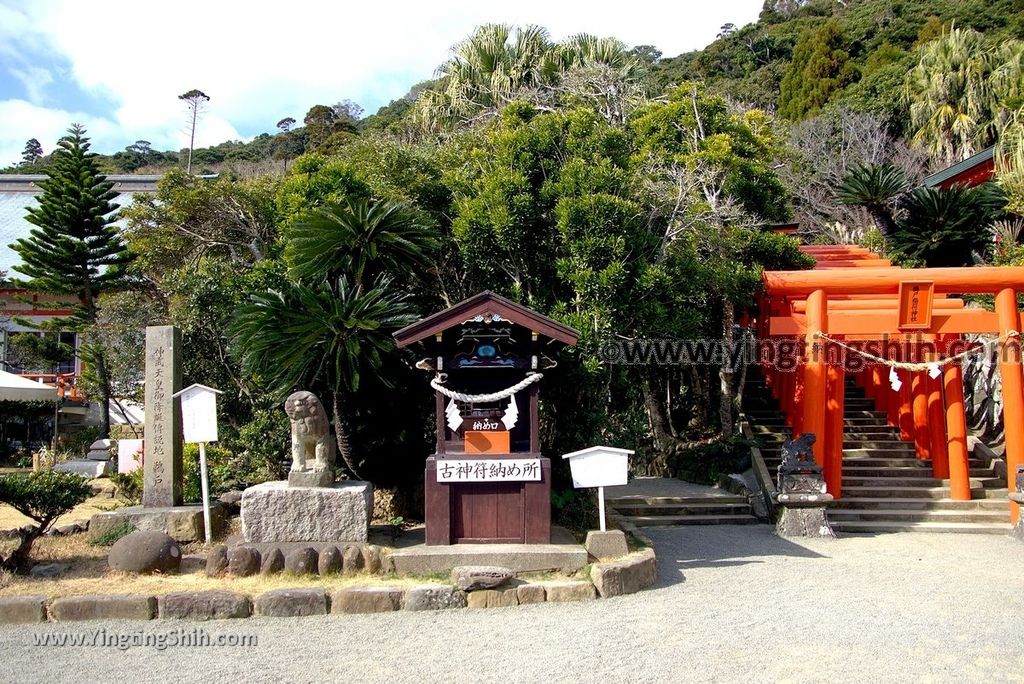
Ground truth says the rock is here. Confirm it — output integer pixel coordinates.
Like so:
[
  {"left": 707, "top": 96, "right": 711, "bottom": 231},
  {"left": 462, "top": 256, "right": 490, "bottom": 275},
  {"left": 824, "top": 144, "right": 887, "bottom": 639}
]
[
  {"left": 240, "top": 480, "right": 372, "bottom": 543},
  {"left": 54, "top": 460, "right": 112, "bottom": 477},
  {"left": 159, "top": 591, "right": 251, "bottom": 620},
  {"left": 108, "top": 531, "right": 181, "bottom": 574},
  {"left": 451, "top": 566, "right": 514, "bottom": 591},
  {"left": 590, "top": 548, "right": 657, "bottom": 598},
  {"left": 584, "top": 530, "right": 629, "bottom": 561},
  {"left": 284, "top": 547, "right": 318, "bottom": 574},
  {"left": 51, "top": 595, "right": 156, "bottom": 621},
  {"left": 227, "top": 546, "right": 260, "bottom": 576},
  {"left": 30, "top": 563, "right": 68, "bottom": 578},
  {"left": 404, "top": 586, "right": 467, "bottom": 611},
  {"left": 318, "top": 546, "right": 343, "bottom": 575},
  {"left": 55, "top": 523, "right": 83, "bottom": 536},
  {"left": 544, "top": 581, "right": 597, "bottom": 602},
  {"left": 206, "top": 545, "right": 228, "bottom": 577},
  {"left": 331, "top": 587, "right": 404, "bottom": 614},
  {"left": 253, "top": 588, "right": 327, "bottom": 617},
  {"left": 260, "top": 548, "right": 285, "bottom": 575},
  {"left": 361, "top": 544, "right": 382, "bottom": 574},
  {"left": 90, "top": 505, "right": 227, "bottom": 544},
  {"left": 342, "top": 543, "right": 363, "bottom": 573},
  {"left": 0, "top": 596, "right": 46, "bottom": 624},
  {"left": 467, "top": 587, "right": 519, "bottom": 609},
  {"left": 88, "top": 513, "right": 131, "bottom": 543},
  {"left": 180, "top": 554, "right": 206, "bottom": 574},
  {"left": 287, "top": 470, "right": 334, "bottom": 488},
  {"left": 218, "top": 490, "right": 244, "bottom": 515},
  {"left": 516, "top": 584, "right": 546, "bottom": 605}
]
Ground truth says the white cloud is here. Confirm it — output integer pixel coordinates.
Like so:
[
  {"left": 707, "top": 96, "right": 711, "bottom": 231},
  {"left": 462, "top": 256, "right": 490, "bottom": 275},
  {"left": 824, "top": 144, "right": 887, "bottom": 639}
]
[
  {"left": 8, "top": 66, "right": 53, "bottom": 105},
  {"left": 0, "top": 0, "right": 763, "bottom": 157}
]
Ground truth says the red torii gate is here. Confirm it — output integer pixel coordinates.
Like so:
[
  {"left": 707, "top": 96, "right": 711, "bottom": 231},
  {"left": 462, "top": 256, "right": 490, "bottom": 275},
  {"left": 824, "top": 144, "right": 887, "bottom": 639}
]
[{"left": 759, "top": 245, "right": 1024, "bottom": 521}]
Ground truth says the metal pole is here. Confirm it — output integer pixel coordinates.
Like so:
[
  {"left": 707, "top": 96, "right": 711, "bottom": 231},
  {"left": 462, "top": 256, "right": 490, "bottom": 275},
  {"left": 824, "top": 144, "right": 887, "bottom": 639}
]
[
  {"left": 198, "top": 442, "right": 212, "bottom": 544},
  {"left": 598, "top": 486, "right": 606, "bottom": 532}
]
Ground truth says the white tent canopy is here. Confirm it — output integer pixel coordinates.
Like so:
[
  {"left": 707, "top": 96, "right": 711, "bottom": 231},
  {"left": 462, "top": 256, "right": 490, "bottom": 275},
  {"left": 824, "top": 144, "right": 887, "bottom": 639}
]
[{"left": 0, "top": 370, "right": 58, "bottom": 402}]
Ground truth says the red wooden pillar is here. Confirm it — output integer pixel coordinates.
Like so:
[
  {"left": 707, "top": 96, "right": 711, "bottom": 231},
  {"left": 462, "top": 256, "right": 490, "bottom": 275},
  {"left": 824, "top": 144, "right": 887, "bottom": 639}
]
[
  {"left": 944, "top": 361, "right": 971, "bottom": 501},
  {"left": 995, "top": 288, "right": 1024, "bottom": 522},
  {"left": 897, "top": 348, "right": 914, "bottom": 442},
  {"left": 802, "top": 290, "right": 828, "bottom": 465},
  {"left": 869, "top": 363, "right": 885, "bottom": 413},
  {"left": 926, "top": 369, "right": 949, "bottom": 479},
  {"left": 792, "top": 362, "right": 804, "bottom": 436},
  {"left": 780, "top": 364, "right": 793, "bottom": 425},
  {"left": 825, "top": 363, "right": 845, "bottom": 497},
  {"left": 911, "top": 368, "right": 931, "bottom": 460}
]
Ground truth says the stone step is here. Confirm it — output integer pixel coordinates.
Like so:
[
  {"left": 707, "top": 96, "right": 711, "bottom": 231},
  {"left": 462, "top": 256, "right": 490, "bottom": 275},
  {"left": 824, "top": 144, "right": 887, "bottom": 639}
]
[
  {"left": 831, "top": 520, "right": 1013, "bottom": 535},
  {"left": 614, "top": 514, "right": 759, "bottom": 528},
  {"left": 606, "top": 495, "right": 748, "bottom": 507},
  {"left": 840, "top": 466, "right": 996, "bottom": 478},
  {"left": 840, "top": 485, "right": 1007, "bottom": 500},
  {"left": 759, "top": 446, "right": 919, "bottom": 457},
  {"left": 842, "top": 476, "right": 943, "bottom": 487},
  {"left": 830, "top": 497, "right": 1009, "bottom": 511},
  {"left": 608, "top": 502, "right": 753, "bottom": 516},
  {"left": 828, "top": 508, "right": 1010, "bottom": 524}
]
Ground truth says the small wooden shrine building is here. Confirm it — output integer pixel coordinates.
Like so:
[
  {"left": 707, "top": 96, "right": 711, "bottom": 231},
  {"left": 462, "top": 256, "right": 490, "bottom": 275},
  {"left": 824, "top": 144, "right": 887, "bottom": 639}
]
[{"left": 394, "top": 291, "right": 578, "bottom": 545}]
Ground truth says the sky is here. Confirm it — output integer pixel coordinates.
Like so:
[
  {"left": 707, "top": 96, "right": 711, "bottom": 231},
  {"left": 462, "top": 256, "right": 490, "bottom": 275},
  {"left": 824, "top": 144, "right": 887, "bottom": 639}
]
[{"left": 0, "top": 0, "right": 763, "bottom": 166}]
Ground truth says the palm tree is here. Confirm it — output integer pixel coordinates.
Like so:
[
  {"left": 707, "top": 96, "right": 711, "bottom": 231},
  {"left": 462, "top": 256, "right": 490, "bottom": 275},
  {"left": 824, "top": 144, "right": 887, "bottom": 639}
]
[
  {"left": 285, "top": 198, "right": 437, "bottom": 291},
  {"left": 904, "top": 26, "right": 1024, "bottom": 165},
  {"left": 229, "top": 278, "right": 418, "bottom": 479},
  {"left": 836, "top": 163, "right": 907, "bottom": 235}
]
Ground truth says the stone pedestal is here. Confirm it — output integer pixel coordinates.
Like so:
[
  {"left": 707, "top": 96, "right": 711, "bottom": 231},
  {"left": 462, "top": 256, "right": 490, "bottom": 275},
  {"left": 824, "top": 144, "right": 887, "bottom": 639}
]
[
  {"left": 240, "top": 481, "right": 372, "bottom": 543},
  {"left": 584, "top": 530, "right": 629, "bottom": 561},
  {"left": 1010, "top": 492, "right": 1024, "bottom": 541},
  {"left": 288, "top": 470, "right": 334, "bottom": 488},
  {"left": 89, "top": 504, "right": 227, "bottom": 544},
  {"left": 775, "top": 497, "right": 836, "bottom": 539}
]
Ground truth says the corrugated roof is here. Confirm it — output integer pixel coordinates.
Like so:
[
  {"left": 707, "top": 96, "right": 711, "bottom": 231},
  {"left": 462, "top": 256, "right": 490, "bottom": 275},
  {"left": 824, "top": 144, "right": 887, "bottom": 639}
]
[{"left": 921, "top": 146, "right": 995, "bottom": 188}]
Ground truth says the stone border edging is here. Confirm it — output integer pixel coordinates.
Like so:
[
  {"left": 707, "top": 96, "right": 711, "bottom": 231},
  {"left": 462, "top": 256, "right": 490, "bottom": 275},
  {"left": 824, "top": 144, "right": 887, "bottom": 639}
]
[{"left": 0, "top": 548, "right": 657, "bottom": 623}]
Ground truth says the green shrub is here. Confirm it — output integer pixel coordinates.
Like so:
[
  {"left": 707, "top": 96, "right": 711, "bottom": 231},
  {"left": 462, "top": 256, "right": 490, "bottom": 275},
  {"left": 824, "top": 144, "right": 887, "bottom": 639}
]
[
  {"left": 110, "top": 470, "right": 143, "bottom": 505},
  {"left": 0, "top": 471, "right": 93, "bottom": 572},
  {"left": 90, "top": 519, "right": 135, "bottom": 546},
  {"left": 182, "top": 443, "right": 235, "bottom": 503},
  {"left": 668, "top": 436, "right": 753, "bottom": 485}
]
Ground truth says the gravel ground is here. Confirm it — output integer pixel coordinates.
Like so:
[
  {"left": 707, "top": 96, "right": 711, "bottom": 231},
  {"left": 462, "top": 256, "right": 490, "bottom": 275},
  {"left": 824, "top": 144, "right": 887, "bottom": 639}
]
[{"left": 2, "top": 526, "right": 1024, "bottom": 683}]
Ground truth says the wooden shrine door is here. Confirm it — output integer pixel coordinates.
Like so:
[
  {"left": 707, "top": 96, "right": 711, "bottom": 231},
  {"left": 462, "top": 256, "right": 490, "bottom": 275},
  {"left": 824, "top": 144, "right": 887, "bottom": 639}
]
[{"left": 451, "top": 482, "right": 525, "bottom": 543}]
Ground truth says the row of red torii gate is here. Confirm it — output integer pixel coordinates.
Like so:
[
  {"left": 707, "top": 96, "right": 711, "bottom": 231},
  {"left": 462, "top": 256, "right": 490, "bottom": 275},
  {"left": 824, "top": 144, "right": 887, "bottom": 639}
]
[{"left": 756, "top": 244, "right": 1024, "bottom": 522}]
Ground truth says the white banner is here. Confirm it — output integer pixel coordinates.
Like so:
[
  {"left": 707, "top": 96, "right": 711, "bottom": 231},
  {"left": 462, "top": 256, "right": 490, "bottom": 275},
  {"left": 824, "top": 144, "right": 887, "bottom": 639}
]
[{"left": 436, "top": 458, "right": 542, "bottom": 482}]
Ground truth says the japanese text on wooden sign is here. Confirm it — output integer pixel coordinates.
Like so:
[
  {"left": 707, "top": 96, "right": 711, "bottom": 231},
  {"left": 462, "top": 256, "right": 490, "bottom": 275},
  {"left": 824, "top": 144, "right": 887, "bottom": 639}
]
[
  {"left": 436, "top": 458, "right": 541, "bottom": 482},
  {"left": 898, "top": 280, "right": 934, "bottom": 331}
]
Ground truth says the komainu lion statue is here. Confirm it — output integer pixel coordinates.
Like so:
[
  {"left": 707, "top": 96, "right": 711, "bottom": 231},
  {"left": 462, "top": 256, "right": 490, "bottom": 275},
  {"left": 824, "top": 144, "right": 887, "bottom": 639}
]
[{"left": 283, "top": 391, "right": 335, "bottom": 473}]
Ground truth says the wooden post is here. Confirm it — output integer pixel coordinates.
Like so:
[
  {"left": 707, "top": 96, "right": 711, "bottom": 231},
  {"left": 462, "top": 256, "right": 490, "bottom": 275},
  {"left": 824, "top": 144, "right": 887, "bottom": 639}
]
[
  {"left": 911, "top": 368, "right": 931, "bottom": 460},
  {"left": 198, "top": 442, "right": 212, "bottom": 545},
  {"left": 597, "top": 486, "right": 606, "bottom": 532},
  {"left": 825, "top": 363, "right": 845, "bottom": 497},
  {"left": 995, "top": 288, "right": 1024, "bottom": 522},
  {"left": 926, "top": 364, "right": 949, "bottom": 479},
  {"left": 943, "top": 361, "right": 971, "bottom": 501},
  {"left": 803, "top": 290, "right": 827, "bottom": 465},
  {"left": 792, "top": 364, "right": 804, "bottom": 435},
  {"left": 897, "top": 350, "right": 914, "bottom": 442}
]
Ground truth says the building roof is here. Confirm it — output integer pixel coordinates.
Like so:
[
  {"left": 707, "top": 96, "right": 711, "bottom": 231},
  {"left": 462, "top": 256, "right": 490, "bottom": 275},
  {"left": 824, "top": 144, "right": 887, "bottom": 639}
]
[
  {"left": 394, "top": 290, "right": 579, "bottom": 347},
  {"left": 921, "top": 146, "right": 995, "bottom": 189}
]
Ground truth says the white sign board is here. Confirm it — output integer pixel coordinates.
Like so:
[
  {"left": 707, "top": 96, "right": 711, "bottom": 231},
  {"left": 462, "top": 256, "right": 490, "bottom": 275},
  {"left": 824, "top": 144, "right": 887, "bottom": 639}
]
[
  {"left": 117, "top": 439, "right": 143, "bottom": 473},
  {"left": 173, "top": 384, "right": 222, "bottom": 444},
  {"left": 561, "top": 446, "right": 632, "bottom": 488},
  {"left": 436, "top": 458, "right": 542, "bottom": 483}
]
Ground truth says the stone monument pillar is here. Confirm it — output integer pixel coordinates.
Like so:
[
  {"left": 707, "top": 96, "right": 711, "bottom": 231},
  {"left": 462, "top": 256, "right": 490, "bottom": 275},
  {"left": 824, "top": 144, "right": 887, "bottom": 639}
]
[{"left": 143, "top": 325, "right": 183, "bottom": 507}]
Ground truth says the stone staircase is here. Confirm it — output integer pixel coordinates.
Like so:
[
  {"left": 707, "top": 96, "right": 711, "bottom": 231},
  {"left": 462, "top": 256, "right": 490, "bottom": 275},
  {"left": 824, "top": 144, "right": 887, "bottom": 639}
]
[
  {"left": 743, "top": 372, "right": 1012, "bottom": 535},
  {"left": 606, "top": 495, "right": 758, "bottom": 528}
]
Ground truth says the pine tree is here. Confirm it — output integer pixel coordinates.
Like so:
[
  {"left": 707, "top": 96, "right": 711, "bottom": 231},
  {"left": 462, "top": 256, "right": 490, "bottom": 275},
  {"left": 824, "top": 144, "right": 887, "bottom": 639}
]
[
  {"left": 9, "top": 124, "right": 133, "bottom": 436},
  {"left": 779, "top": 20, "right": 859, "bottom": 121},
  {"left": 20, "top": 138, "right": 43, "bottom": 166}
]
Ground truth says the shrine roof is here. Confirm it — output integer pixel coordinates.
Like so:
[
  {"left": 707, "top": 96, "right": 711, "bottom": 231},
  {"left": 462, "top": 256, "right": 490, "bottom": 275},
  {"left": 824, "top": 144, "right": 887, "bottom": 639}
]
[{"left": 394, "top": 290, "right": 579, "bottom": 347}]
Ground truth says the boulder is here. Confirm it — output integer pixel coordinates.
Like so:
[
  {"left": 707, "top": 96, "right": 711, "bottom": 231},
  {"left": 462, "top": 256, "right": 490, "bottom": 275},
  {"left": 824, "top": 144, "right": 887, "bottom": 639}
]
[
  {"left": 361, "top": 544, "right": 383, "bottom": 574},
  {"left": 452, "top": 566, "right": 514, "bottom": 591},
  {"left": 108, "top": 530, "right": 181, "bottom": 574},
  {"left": 206, "top": 545, "right": 229, "bottom": 577},
  {"left": 217, "top": 490, "right": 244, "bottom": 515},
  {"left": 342, "top": 543, "right": 363, "bottom": 573},
  {"left": 240, "top": 480, "right": 372, "bottom": 543},
  {"left": 318, "top": 546, "right": 343, "bottom": 575},
  {"left": 260, "top": 548, "right": 285, "bottom": 575},
  {"left": 30, "top": 563, "right": 68, "bottom": 578},
  {"left": 284, "top": 547, "right": 318, "bottom": 574},
  {"left": 227, "top": 546, "right": 260, "bottom": 576}
]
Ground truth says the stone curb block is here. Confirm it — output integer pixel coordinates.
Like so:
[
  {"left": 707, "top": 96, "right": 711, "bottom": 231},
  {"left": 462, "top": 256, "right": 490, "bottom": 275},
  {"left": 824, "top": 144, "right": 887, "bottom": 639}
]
[
  {"left": 253, "top": 588, "right": 328, "bottom": 617},
  {"left": 403, "top": 585, "right": 467, "bottom": 611},
  {"left": 543, "top": 581, "right": 597, "bottom": 603},
  {"left": 330, "top": 587, "right": 404, "bottom": 613},
  {"left": 0, "top": 596, "right": 47, "bottom": 624},
  {"left": 590, "top": 548, "right": 657, "bottom": 598},
  {"left": 158, "top": 591, "right": 251, "bottom": 620},
  {"left": 50, "top": 594, "right": 156, "bottom": 622},
  {"left": 516, "top": 584, "right": 546, "bottom": 605},
  {"left": 466, "top": 587, "right": 519, "bottom": 609}
]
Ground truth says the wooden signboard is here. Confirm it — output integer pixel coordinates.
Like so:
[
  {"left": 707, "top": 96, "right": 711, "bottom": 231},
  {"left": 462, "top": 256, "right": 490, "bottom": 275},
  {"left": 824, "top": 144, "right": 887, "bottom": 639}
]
[
  {"left": 464, "top": 430, "right": 510, "bottom": 454},
  {"left": 898, "top": 280, "right": 934, "bottom": 331},
  {"left": 436, "top": 458, "right": 542, "bottom": 482}
]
